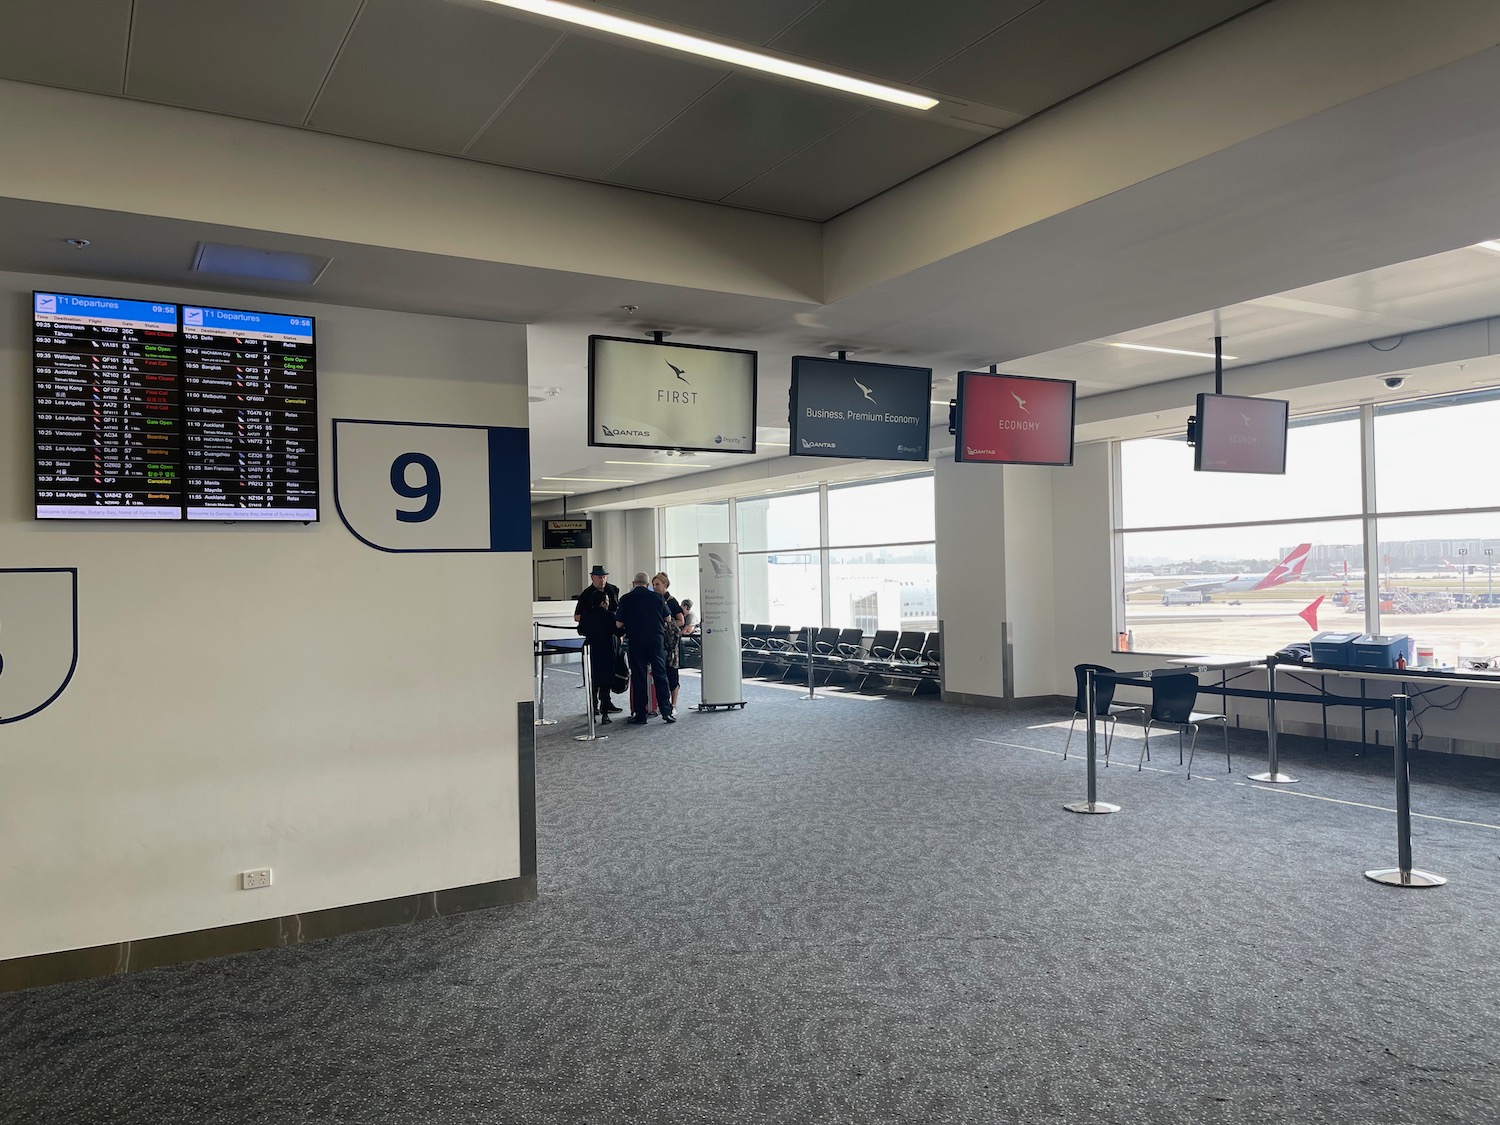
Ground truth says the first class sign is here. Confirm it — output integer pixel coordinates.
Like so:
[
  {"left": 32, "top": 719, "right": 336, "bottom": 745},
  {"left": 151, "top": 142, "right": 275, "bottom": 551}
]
[
  {"left": 588, "top": 335, "right": 757, "bottom": 455},
  {"left": 953, "top": 371, "right": 1076, "bottom": 466}
]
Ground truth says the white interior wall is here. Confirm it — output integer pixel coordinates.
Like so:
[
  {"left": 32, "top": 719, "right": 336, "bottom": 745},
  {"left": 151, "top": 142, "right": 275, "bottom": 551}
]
[
  {"left": 1001, "top": 466, "right": 1058, "bottom": 699},
  {"left": 934, "top": 457, "right": 1006, "bottom": 699},
  {"left": 0, "top": 270, "right": 532, "bottom": 960}
]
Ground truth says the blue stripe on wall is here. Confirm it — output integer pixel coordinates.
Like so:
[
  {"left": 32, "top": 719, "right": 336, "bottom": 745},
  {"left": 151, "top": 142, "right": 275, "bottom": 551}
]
[{"left": 487, "top": 426, "right": 532, "bottom": 553}]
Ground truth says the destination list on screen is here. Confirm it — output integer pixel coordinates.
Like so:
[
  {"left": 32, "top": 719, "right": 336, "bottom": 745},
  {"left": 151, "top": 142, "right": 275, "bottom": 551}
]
[
  {"left": 34, "top": 292, "right": 183, "bottom": 519},
  {"left": 181, "top": 306, "right": 318, "bottom": 521}
]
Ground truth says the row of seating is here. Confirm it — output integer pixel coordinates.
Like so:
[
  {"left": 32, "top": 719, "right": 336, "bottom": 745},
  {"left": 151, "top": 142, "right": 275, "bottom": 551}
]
[
  {"left": 738, "top": 625, "right": 941, "bottom": 696},
  {"left": 1064, "top": 663, "right": 1229, "bottom": 778}
]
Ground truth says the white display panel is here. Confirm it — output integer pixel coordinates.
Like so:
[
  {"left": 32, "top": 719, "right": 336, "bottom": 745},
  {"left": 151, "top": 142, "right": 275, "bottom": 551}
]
[{"left": 588, "top": 336, "right": 756, "bottom": 454}]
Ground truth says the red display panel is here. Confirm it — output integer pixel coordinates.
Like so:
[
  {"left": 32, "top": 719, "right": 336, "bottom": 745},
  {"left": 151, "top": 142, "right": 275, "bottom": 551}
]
[
  {"left": 1193, "top": 393, "right": 1289, "bottom": 474},
  {"left": 953, "top": 371, "right": 1075, "bottom": 465}
]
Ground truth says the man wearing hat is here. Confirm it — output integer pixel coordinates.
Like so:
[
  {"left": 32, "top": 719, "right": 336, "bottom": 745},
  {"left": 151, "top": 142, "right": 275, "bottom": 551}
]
[{"left": 573, "top": 565, "right": 622, "bottom": 723}]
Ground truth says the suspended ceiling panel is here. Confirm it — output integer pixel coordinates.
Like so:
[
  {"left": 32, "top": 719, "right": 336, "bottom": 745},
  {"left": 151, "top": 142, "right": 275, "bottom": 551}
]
[
  {"left": 0, "top": 0, "right": 1265, "bottom": 222},
  {"left": 126, "top": 0, "right": 361, "bottom": 125}
]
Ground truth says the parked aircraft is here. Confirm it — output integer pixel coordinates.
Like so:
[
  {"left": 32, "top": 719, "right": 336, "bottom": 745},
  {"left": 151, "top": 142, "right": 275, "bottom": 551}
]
[{"left": 1169, "top": 543, "right": 1312, "bottom": 595}]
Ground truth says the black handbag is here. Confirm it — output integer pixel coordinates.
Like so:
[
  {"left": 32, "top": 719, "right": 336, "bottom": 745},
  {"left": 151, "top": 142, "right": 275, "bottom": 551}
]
[{"left": 612, "top": 647, "right": 630, "bottom": 695}]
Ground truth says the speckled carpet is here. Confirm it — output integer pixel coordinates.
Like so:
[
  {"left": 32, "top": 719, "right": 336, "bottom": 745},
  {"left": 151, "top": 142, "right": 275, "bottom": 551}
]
[{"left": 4, "top": 667, "right": 1500, "bottom": 1124}]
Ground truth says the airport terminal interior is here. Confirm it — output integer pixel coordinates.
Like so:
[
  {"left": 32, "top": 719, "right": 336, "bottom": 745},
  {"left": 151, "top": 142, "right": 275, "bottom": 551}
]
[{"left": 5, "top": 1, "right": 1500, "bottom": 1121}]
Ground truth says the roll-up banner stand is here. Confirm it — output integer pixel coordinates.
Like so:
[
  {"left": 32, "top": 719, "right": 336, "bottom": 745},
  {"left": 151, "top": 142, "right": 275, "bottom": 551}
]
[{"left": 698, "top": 542, "right": 746, "bottom": 710}]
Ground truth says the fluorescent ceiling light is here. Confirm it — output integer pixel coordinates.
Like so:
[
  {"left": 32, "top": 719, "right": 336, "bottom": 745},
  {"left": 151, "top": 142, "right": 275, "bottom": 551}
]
[
  {"left": 530, "top": 489, "right": 575, "bottom": 495},
  {"left": 759, "top": 442, "right": 790, "bottom": 447},
  {"left": 1103, "top": 342, "right": 1239, "bottom": 361},
  {"left": 1472, "top": 240, "right": 1500, "bottom": 255},
  {"left": 483, "top": 0, "right": 939, "bottom": 111},
  {"left": 605, "top": 460, "right": 698, "bottom": 468},
  {"left": 538, "top": 476, "right": 634, "bottom": 484}
]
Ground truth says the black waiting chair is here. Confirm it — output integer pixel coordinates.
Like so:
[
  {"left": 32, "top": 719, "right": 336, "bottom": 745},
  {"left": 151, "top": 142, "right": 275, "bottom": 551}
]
[
  {"left": 834, "top": 630, "right": 898, "bottom": 692},
  {"left": 1137, "top": 671, "right": 1230, "bottom": 776},
  {"left": 1064, "top": 663, "right": 1146, "bottom": 765}
]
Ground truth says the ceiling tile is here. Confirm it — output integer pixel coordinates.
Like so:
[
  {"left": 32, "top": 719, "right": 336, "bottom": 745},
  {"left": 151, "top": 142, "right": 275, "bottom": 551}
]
[
  {"left": 467, "top": 36, "right": 724, "bottom": 179},
  {"left": 724, "top": 110, "right": 985, "bottom": 220},
  {"left": 768, "top": 0, "right": 1032, "bottom": 85},
  {"left": 603, "top": 75, "right": 863, "bottom": 203},
  {"left": 0, "top": 0, "right": 130, "bottom": 94},
  {"left": 601, "top": 0, "right": 816, "bottom": 45},
  {"left": 923, "top": 0, "right": 1261, "bottom": 116},
  {"left": 309, "top": 0, "right": 561, "bottom": 152},
  {"left": 126, "top": 0, "right": 361, "bottom": 124}
]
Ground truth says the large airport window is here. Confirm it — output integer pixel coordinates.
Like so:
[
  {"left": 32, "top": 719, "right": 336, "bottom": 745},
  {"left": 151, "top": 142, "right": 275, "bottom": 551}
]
[
  {"left": 828, "top": 544, "right": 937, "bottom": 633},
  {"left": 827, "top": 475, "right": 935, "bottom": 546},
  {"left": 739, "top": 550, "right": 821, "bottom": 628},
  {"left": 1117, "top": 390, "right": 1500, "bottom": 664},
  {"left": 663, "top": 501, "right": 729, "bottom": 556},
  {"left": 736, "top": 490, "right": 820, "bottom": 553},
  {"left": 1118, "top": 410, "right": 1361, "bottom": 529},
  {"left": 1119, "top": 522, "right": 1363, "bottom": 656}
]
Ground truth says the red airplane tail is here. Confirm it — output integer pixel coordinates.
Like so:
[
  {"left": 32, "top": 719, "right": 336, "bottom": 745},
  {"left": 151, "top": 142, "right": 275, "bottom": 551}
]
[{"left": 1250, "top": 543, "right": 1312, "bottom": 591}]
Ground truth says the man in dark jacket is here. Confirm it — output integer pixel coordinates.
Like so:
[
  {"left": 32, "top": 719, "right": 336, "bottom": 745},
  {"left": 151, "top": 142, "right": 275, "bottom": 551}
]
[
  {"left": 616, "top": 571, "right": 674, "bottom": 724},
  {"left": 573, "top": 565, "right": 621, "bottom": 722}
]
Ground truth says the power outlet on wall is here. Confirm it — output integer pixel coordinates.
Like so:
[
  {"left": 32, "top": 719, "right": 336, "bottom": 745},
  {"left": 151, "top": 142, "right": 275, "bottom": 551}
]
[{"left": 240, "top": 868, "right": 273, "bottom": 890}]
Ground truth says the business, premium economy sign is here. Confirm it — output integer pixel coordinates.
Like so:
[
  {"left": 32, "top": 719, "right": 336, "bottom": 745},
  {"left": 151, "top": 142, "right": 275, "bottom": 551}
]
[{"left": 788, "top": 356, "right": 932, "bottom": 461}]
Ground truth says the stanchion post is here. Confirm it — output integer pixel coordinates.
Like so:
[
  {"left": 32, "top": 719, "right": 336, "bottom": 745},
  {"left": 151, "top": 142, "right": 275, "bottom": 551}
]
[
  {"left": 799, "top": 629, "right": 821, "bottom": 702},
  {"left": 574, "top": 639, "right": 607, "bottom": 743},
  {"left": 1065, "top": 667, "right": 1119, "bottom": 814},
  {"left": 1365, "top": 694, "right": 1443, "bottom": 887},
  {"left": 1249, "top": 655, "right": 1296, "bottom": 783},
  {"left": 534, "top": 622, "right": 557, "bottom": 727}
]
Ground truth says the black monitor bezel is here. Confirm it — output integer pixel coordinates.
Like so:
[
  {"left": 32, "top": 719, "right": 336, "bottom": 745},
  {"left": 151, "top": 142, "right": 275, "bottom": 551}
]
[
  {"left": 788, "top": 355, "right": 933, "bottom": 462},
  {"left": 953, "top": 370, "right": 1077, "bottom": 466},
  {"left": 1192, "top": 392, "right": 1290, "bottom": 475}
]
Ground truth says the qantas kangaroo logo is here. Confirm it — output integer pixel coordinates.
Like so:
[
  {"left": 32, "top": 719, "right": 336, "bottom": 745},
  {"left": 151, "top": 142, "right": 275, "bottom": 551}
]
[
  {"left": 666, "top": 361, "right": 689, "bottom": 385},
  {"left": 1012, "top": 392, "right": 1029, "bottom": 413},
  {"left": 1251, "top": 542, "right": 1311, "bottom": 590},
  {"left": 853, "top": 376, "right": 876, "bottom": 405}
]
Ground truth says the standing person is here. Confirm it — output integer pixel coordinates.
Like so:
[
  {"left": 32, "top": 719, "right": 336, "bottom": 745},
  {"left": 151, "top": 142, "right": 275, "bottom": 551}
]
[
  {"left": 573, "top": 565, "right": 622, "bottom": 723},
  {"left": 616, "top": 571, "right": 674, "bottom": 724},
  {"left": 653, "top": 572, "right": 686, "bottom": 714}
]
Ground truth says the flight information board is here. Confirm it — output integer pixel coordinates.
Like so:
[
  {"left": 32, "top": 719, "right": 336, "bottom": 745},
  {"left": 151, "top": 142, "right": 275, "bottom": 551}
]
[
  {"left": 34, "top": 292, "right": 183, "bottom": 519},
  {"left": 181, "top": 305, "right": 319, "bottom": 520}
]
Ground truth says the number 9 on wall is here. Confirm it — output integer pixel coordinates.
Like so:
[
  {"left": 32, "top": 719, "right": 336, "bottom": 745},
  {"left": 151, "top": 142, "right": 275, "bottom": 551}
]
[{"left": 333, "top": 419, "right": 530, "bottom": 552}]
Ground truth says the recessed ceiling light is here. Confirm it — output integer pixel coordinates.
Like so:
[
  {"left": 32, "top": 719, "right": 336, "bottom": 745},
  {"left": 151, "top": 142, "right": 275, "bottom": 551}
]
[
  {"left": 605, "top": 460, "right": 698, "bottom": 468},
  {"left": 538, "top": 476, "right": 634, "bottom": 484},
  {"left": 1103, "top": 342, "right": 1239, "bottom": 360},
  {"left": 65, "top": 238, "right": 90, "bottom": 249},
  {"left": 482, "top": 0, "right": 939, "bottom": 111}
]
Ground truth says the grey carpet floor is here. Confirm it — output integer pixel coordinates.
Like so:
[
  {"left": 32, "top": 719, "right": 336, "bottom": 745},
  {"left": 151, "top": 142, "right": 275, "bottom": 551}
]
[{"left": 4, "top": 667, "right": 1500, "bottom": 1124}]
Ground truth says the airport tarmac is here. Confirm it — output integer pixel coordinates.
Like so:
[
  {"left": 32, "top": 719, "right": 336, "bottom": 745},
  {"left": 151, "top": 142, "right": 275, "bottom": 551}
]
[{"left": 1123, "top": 599, "right": 1500, "bottom": 666}]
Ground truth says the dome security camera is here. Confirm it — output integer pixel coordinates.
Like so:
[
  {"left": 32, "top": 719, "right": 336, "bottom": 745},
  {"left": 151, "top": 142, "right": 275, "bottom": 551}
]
[{"left": 1383, "top": 375, "right": 1407, "bottom": 389}]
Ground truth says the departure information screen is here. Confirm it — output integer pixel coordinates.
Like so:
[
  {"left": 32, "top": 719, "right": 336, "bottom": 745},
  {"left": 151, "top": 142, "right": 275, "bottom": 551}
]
[
  {"left": 182, "top": 306, "right": 318, "bottom": 520},
  {"left": 34, "top": 292, "right": 183, "bottom": 519}
]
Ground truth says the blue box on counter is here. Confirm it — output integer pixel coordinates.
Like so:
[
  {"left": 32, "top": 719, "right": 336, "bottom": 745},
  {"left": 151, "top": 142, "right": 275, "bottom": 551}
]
[
  {"left": 1310, "top": 632, "right": 1362, "bottom": 665},
  {"left": 1351, "top": 634, "right": 1414, "bottom": 670}
]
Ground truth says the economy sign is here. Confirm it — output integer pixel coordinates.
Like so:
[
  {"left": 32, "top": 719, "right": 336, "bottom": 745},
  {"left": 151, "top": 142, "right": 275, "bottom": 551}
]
[
  {"left": 953, "top": 371, "right": 1076, "bottom": 466},
  {"left": 588, "top": 336, "right": 757, "bottom": 455},
  {"left": 788, "top": 356, "right": 932, "bottom": 461}
]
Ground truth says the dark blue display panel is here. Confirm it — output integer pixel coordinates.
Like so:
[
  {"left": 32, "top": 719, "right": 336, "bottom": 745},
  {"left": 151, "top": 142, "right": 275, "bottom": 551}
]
[
  {"left": 34, "top": 292, "right": 183, "bottom": 519},
  {"left": 182, "top": 305, "right": 319, "bottom": 521},
  {"left": 789, "top": 356, "right": 932, "bottom": 461}
]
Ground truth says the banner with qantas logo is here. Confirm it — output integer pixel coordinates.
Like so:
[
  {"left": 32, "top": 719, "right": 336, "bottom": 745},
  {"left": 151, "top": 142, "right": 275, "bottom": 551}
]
[
  {"left": 789, "top": 356, "right": 932, "bottom": 461},
  {"left": 953, "top": 371, "right": 1076, "bottom": 466},
  {"left": 588, "top": 335, "right": 757, "bottom": 455}
]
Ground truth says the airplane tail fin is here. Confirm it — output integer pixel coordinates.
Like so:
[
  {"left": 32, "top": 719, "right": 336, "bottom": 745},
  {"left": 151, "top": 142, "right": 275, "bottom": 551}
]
[
  {"left": 1298, "top": 595, "right": 1324, "bottom": 631},
  {"left": 1250, "top": 542, "right": 1312, "bottom": 590}
]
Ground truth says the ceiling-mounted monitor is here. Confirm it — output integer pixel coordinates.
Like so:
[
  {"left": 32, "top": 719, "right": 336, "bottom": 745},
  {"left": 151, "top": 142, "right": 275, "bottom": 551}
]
[
  {"left": 1191, "top": 393, "right": 1289, "bottom": 474},
  {"left": 788, "top": 355, "right": 932, "bottom": 461},
  {"left": 953, "top": 371, "right": 1075, "bottom": 466},
  {"left": 588, "top": 335, "right": 757, "bottom": 455}
]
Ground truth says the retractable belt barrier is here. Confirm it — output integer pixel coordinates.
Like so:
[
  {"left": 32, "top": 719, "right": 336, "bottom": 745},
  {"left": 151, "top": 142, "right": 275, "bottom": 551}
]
[
  {"left": 533, "top": 622, "right": 586, "bottom": 728},
  {"left": 1068, "top": 662, "right": 1445, "bottom": 888}
]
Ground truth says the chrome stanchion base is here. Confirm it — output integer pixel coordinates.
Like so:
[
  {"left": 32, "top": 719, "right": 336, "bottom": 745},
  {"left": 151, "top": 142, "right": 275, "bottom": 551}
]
[
  {"left": 798, "top": 695, "right": 823, "bottom": 701},
  {"left": 1364, "top": 867, "right": 1446, "bottom": 888},
  {"left": 534, "top": 717, "right": 558, "bottom": 727},
  {"left": 573, "top": 732, "right": 608, "bottom": 743},
  {"left": 1249, "top": 770, "right": 1298, "bottom": 783},
  {"left": 1063, "top": 800, "right": 1120, "bottom": 815}
]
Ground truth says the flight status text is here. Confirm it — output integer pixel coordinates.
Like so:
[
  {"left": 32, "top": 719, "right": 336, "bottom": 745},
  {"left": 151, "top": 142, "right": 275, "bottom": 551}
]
[
  {"left": 34, "top": 293, "right": 183, "bottom": 519},
  {"left": 181, "top": 306, "right": 318, "bottom": 521}
]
